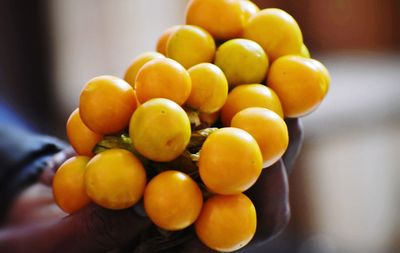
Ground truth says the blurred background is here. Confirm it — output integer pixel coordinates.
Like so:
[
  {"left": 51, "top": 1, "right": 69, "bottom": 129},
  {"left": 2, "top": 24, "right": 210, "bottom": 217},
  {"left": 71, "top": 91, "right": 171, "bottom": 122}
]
[{"left": 1, "top": 0, "right": 400, "bottom": 252}]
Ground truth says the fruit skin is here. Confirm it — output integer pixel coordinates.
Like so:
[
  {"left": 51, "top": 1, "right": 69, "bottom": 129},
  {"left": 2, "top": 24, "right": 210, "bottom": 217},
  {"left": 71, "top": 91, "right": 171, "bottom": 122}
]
[
  {"left": 166, "top": 25, "right": 216, "bottom": 69},
  {"left": 156, "top": 25, "right": 182, "bottom": 55},
  {"left": 195, "top": 193, "right": 257, "bottom": 252},
  {"left": 240, "top": 0, "right": 259, "bottom": 24},
  {"left": 231, "top": 107, "right": 289, "bottom": 168},
  {"left": 124, "top": 52, "right": 165, "bottom": 87},
  {"left": 129, "top": 98, "right": 191, "bottom": 162},
  {"left": 309, "top": 58, "right": 331, "bottom": 94},
  {"left": 198, "top": 127, "right": 262, "bottom": 195},
  {"left": 300, "top": 44, "right": 310, "bottom": 58},
  {"left": 135, "top": 58, "right": 192, "bottom": 105},
  {"left": 243, "top": 8, "right": 303, "bottom": 61},
  {"left": 66, "top": 108, "right": 102, "bottom": 157},
  {"left": 186, "top": 63, "right": 228, "bottom": 113},
  {"left": 144, "top": 170, "right": 203, "bottom": 231},
  {"left": 214, "top": 39, "right": 269, "bottom": 87},
  {"left": 53, "top": 156, "right": 91, "bottom": 214},
  {"left": 84, "top": 149, "right": 146, "bottom": 210},
  {"left": 186, "top": 0, "right": 245, "bottom": 40},
  {"left": 267, "top": 55, "right": 329, "bottom": 117},
  {"left": 221, "top": 84, "right": 283, "bottom": 126},
  {"left": 79, "top": 75, "right": 137, "bottom": 135}
]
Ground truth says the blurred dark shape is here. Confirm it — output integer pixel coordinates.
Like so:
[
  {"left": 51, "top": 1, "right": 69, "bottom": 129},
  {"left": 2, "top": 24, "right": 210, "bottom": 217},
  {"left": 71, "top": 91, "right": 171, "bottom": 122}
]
[
  {"left": 253, "top": 0, "right": 400, "bottom": 52},
  {"left": 0, "top": 0, "right": 55, "bottom": 134}
]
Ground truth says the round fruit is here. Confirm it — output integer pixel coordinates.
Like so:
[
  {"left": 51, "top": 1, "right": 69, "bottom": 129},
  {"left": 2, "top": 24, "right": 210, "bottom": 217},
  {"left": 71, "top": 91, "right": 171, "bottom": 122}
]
[
  {"left": 267, "top": 55, "right": 329, "bottom": 117},
  {"left": 129, "top": 98, "right": 191, "bottom": 162},
  {"left": 79, "top": 75, "right": 137, "bottom": 134},
  {"left": 186, "top": 63, "right": 228, "bottom": 113},
  {"left": 243, "top": 8, "right": 303, "bottom": 61},
  {"left": 309, "top": 58, "right": 331, "bottom": 94},
  {"left": 66, "top": 108, "right": 102, "bottom": 157},
  {"left": 215, "top": 39, "right": 268, "bottom": 87},
  {"left": 144, "top": 170, "right": 203, "bottom": 231},
  {"left": 124, "top": 52, "right": 165, "bottom": 87},
  {"left": 195, "top": 193, "right": 257, "bottom": 252},
  {"left": 240, "top": 0, "right": 259, "bottom": 23},
  {"left": 166, "top": 25, "right": 216, "bottom": 69},
  {"left": 220, "top": 84, "right": 283, "bottom": 126},
  {"left": 53, "top": 156, "right": 91, "bottom": 214},
  {"left": 156, "top": 25, "right": 182, "bottom": 55},
  {"left": 135, "top": 58, "right": 192, "bottom": 105},
  {"left": 231, "top": 107, "right": 289, "bottom": 168},
  {"left": 199, "top": 127, "right": 262, "bottom": 194},
  {"left": 300, "top": 44, "right": 310, "bottom": 58},
  {"left": 186, "top": 0, "right": 245, "bottom": 40},
  {"left": 85, "top": 149, "right": 146, "bottom": 210}
]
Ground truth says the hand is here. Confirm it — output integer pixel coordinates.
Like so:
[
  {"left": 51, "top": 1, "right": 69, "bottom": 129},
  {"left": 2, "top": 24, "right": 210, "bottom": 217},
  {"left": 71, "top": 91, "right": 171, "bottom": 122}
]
[
  {"left": 177, "top": 118, "right": 303, "bottom": 253},
  {"left": 0, "top": 149, "right": 151, "bottom": 253}
]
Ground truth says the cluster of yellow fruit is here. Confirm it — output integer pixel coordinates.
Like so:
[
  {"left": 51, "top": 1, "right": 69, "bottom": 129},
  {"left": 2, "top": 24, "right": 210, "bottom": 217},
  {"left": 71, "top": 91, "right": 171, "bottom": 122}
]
[{"left": 52, "top": 0, "right": 330, "bottom": 252}]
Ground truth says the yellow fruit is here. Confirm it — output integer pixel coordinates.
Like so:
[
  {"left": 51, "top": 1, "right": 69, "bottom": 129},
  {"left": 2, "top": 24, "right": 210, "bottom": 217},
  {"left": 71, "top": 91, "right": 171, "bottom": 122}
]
[
  {"left": 129, "top": 98, "right": 191, "bottom": 162},
  {"left": 53, "top": 156, "right": 91, "bottom": 214},
  {"left": 186, "top": 0, "right": 245, "bottom": 40},
  {"left": 239, "top": 0, "right": 259, "bottom": 23},
  {"left": 79, "top": 75, "right": 137, "bottom": 134},
  {"left": 124, "top": 52, "right": 165, "bottom": 87},
  {"left": 195, "top": 193, "right": 257, "bottom": 252},
  {"left": 243, "top": 8, "right": 303, "bottom": 61},
  {"left": 144, "top": 171, "right": 203, "bottom": 231},
  {"left": 66, "top": 109, "right": 102, "bottom": 157},
  {"left": 300, "top": 44, "right": 310, "bottom": 58},
  {"left": 166, "top": 25, "right": 215, "bottom": 69},
  {"left": 85, "top": 149, "right": 146, "bottom": 210},
  {"left": 156, "top": 25, "right": 182, "bottom": 55},
  {"left": 267, "top": 55, "right": 329, "bottom": 117},
  {"left": 231, "top": 107, "right": 289, "bottom": 167},
  {"left": 221, "top": 84, "right": 283, "bottom": 126},
  {"left": 135, "top": 58, "right": 192, "bottom": 105},
  {"left": 198, "top": 127, "right": 262, "bottom": 194},
  {"left": 214, "top": 39, "right": 268, "bottom": 87},
  {"left": 187, "top": 63, "right": 228, "bottom": 113}
]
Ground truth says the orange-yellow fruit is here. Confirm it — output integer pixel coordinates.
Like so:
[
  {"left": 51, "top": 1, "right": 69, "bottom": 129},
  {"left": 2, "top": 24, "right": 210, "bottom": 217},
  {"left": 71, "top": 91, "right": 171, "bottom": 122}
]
[
  {"left": 199, "top": 127, "right": 262, "bottom": 194},
  {"left": 186, "top": 0, "right": 245, "bottom": 40},
  {"left": 195, "top": 193, "right": 257, "bottom": 252},
  {"left": 53, "top": 156, "right": 91, "bottom": 214},
  {"left": 156, "top": 25, "right": 182, "bottom": 55},
  {"left": 240, "top": 0, "right": 259, "bottom": 23},
  {"left": 79, "top": 75, "right": 137, "bottom": 134},
  {"left": 231, "top": 107, "right": 289, "bottom": 167},
  {"left": 300, "top": 44, "right": 310, "bottom": 58},
  {"left": 187, "top": 63, "right": 228, "bottom": 113},
  {"left": 135, "top": 58, "right": 192, "bottom": 105},
  {"left": 243, "top": 8, "right": 303, "bottom": 61},
  {"left": 214, "top": 39, "right": 268, "bottom": 87},
  {"left": 166, "top": 25, "right": 215, "bottom": 69},
  {"left": 144, "top": 170, "right": 203, "bottom": 231},
  {"left": 267, "top": 55, "right": 329, "bottom": 117},
  {"left": 129, "top": 98, "right": 191, "bottom": 162},
  {"left": 124, "top": 52, "right": 165, "bottom": 87},
  {"left": 220, "top": 84, "right": 283, "bottom": 126},
  {"left": 84, "top": 149, "right": 146, "bottom": 210},
  {"left": 66, "top": 109, "right": 102, "bottom": 157}
]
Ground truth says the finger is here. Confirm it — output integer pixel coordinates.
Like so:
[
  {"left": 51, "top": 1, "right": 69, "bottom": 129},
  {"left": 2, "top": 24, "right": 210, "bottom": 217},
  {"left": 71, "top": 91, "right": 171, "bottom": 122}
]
[
  {"left": 283, "top": 118, "right": 304, "bottom": 174},
  {"left": 245, "top": 160, "right": 290, "bottom": 247},
  {"left": 0, "top": 204, "right": 151, "bottom": 253}
]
